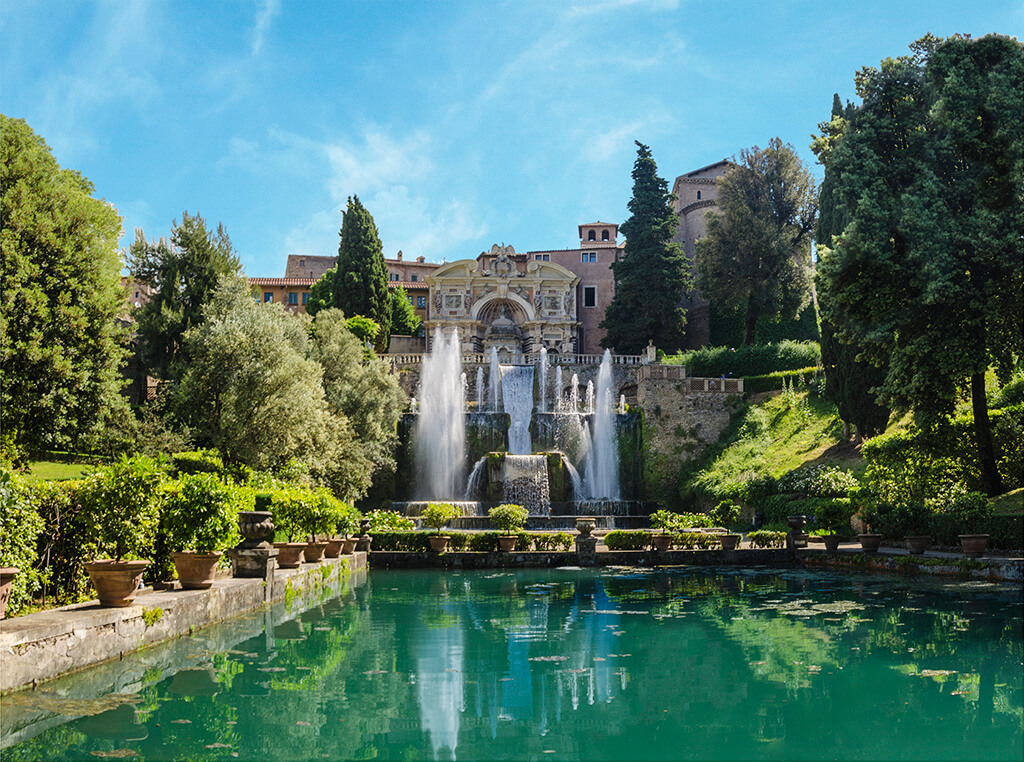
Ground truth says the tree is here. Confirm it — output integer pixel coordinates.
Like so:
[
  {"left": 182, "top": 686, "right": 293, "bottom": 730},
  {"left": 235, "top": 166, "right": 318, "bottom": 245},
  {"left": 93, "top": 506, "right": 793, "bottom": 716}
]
[
  {"left": 174, "top": 277, "right": 373, "bottom": 500},
  {"left": 601, "top": 142, "right": 690, "bottom": 354},
  {"left": 812, "top": 95, "right": 890, "bottom": 441},
  {"left": 129, "top": 212, "right": 241, "bottom": 381},
  {"left": 389, "top": 286, "right": 422, "bottom": 338},
  {"left": 315, "top": 196, "right": 391, "bottom": 353},
  {"left": 818, "top": 34, "right": 1023, "bottom": 494},
  {"left": 694, "top": 138, "right": 817, "bottom": 346},
  {"left": 1, "top": 115, "right": 129, "bottom": 456}
]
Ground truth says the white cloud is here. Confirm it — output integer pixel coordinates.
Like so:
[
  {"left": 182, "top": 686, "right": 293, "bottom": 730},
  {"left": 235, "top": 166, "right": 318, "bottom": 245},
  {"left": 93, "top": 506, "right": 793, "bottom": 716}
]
[
  {"left": 250, "top": 0, "right": 280, "bottom": 57},
  {"left": 324, "top": 129, "right": 434, "bottom": 202},
  {"left": 582, "top": 120, "right": 650, "bottom": 162},
  {"left": 565, "top": 0, "right": 680, "bottom": 18}
]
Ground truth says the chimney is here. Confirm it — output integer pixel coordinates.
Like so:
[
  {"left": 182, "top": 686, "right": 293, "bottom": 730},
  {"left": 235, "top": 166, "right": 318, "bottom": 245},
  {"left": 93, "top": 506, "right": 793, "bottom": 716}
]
[{"left": 396, "top": 250, "right": 403, "bottom": 261}]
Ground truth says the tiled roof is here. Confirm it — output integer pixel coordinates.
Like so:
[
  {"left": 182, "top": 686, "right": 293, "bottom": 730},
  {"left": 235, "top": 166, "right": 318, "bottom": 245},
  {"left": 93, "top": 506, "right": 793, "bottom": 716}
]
[
  {"left": 388, "top": 281, "right": 429, "bottom": 290},
  {"left": 249, "top": 277, "right": 316, "bottom": 286}
]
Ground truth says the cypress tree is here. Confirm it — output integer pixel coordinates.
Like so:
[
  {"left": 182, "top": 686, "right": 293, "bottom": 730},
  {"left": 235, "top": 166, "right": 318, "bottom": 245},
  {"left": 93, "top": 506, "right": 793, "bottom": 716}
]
[
  {"left": 600, "top": 142, "right": 690, "bottom": 354},
  {"left": 332, "top": 196, "right": 391, "bottom": 353}
]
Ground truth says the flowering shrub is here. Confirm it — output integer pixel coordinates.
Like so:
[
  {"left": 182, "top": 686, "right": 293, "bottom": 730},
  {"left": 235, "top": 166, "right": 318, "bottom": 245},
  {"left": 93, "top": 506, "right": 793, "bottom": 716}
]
[
  {"left": 778, "top": 465, "right": 859, "bottom": 497},
  {"left": 365, "top": 509, "right": 415, "bottom": 532}
]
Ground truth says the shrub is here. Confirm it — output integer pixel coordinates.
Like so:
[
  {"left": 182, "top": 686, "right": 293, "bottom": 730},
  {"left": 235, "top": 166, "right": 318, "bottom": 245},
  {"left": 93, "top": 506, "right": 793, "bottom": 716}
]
[
  {"left": 663, "top": 340, "right": 821, "bottom": 377},
  {"left": 171, "top": 449, "right": 224, "bottom": 476},
  {"left": 77, "top": 455, "right": 165, "bottom": 561},
  {"left": 815, "top": 498, "right": 856, "bottom": 535},
  {"left": 778, "top": 465, "right": 859, "bottom": 497},
  {"left": 159, "top": 473, "right": 242, "bottom": 554},
  {"left": 747, "top": 530, "right": 786, "bottom": 549},
  {"left": 743, "top": 366, "right": 821, "bottom": 395},
  {"left": 27, "top": 479, "right": 91, "bottom": 604},
  {"left": 710, "top": 500, "right": 741, "bottom": 527},
  {"left": 489, "top": 503, "right": 529, "bottom": 534},
  {"left": 532, "top": 532, "right": 573, "bottom": 551},
  {"left": 650, "top": 510, "right": 684, "bottom": 532},
  {"left": 0, "top": 469, "right": 45, "bottom": 616},
  {"left": 367, "top": 531, "right": 570, "bottom": 552},
  {"left": 421, "top": 502, "right": 462, "bottom": 534},
  {"left": 337, "top": 502, "right": 362, "bottom": 536},
  {"left": 603, "top": 530, "right": 651, "bottom": 551},
  {"left": 366, "top": 509, "right": 416, "bottom": 532},
  {"left": 675, "top": 531, "right": 721, "bottom": 549}
]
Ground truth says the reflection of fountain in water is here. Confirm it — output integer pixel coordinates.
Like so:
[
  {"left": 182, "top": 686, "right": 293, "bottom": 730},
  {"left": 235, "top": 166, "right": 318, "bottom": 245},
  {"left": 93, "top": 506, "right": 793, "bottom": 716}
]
[
  {"left": 415, "top": 621, "right": 464, "bottom": 760},
  {"left": 415, "top": 328, "right": 465, "bottom": 500}
]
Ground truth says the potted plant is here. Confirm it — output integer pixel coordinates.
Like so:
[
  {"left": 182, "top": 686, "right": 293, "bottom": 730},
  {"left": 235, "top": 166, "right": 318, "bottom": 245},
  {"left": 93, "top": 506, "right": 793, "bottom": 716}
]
[
  {"left": 950, "top": 491, "right": 991, "bottom": 558},
  {"left": 162, "top": 473, "right": 240, "bottom": 589},
  {"left": 489, "top": 503, "right": 528, "bottom": 552},
  {"left": 817, "top": 499, "right": 855, "bottom": 553},
  {"left": 649, "top": 509, "right": 682, "bottom": 551},
  {"left": 422, "top": 502, "right": 461, "bottom": 552},
  {"left": 294, "top": 491, "right": 345, "bottom": 563},
  {"left": 337, "top": 506, "right": 362, "bottom": 555},
  {"left": 711, "top": 500, "right": 742, "bottom": 550},
  {"left": 79, "top": 456, "right": 164, "bottom": 607},
  {"left": 270, "top": 492, "right": 308, "bottom": 569}
]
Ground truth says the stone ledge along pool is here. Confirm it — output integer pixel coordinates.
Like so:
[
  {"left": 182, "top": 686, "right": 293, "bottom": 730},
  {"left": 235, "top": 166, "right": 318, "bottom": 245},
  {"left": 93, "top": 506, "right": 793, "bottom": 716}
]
[{"left": 2, "top": 566, "right": 1021, "bottom": 761}]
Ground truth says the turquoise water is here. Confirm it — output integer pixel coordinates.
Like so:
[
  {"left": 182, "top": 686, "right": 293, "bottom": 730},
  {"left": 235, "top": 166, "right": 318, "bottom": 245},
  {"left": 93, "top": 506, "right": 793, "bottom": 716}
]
[{"left": 3, "top": 567, "right": 1022, "bottom": 761}]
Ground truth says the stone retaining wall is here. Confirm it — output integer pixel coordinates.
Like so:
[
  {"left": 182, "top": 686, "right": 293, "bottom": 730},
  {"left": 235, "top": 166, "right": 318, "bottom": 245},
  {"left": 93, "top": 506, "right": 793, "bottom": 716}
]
[{"left": 0, "top": 554, "right": 366, "bottom": 696}]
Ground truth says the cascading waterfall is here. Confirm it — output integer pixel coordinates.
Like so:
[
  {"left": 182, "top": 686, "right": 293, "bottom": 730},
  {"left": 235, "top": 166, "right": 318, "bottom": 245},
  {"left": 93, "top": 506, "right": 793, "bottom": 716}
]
[
  {"left": 502, "top": 454, "right": 550, "bottom": 515},
  {"left": 500, "top": 364, "right": 535, "bottom": 455},
  {"left": 414, "top": 328, "right": 466, "bottom": 500},
  {"left": 582, "top": 350, "right": 620, "bottom": 500}
]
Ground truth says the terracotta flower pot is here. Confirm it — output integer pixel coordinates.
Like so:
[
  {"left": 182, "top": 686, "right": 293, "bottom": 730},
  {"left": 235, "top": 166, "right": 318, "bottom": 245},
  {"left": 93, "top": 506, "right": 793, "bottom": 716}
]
[
  {"left": 429, "top": 535, "right": 450, "bottom": 553},
  {"left": 822, "top": 535, "right": 841, "bottom": 552},
  {"left": 273, "top": 542, "right": 306, "bottom": 569},
  {"left": 303, "top": 541, "right": 328, "bottom": 563},
  {"left": 85, "top": 560, "right": 149, "bottom": 607},
  {"left": 652, "top": 533, "right": 673, "bottom": 551},
  {"left": 959, "top": 534, "right": 989, "bottom": 558},
  {"left": 498, "top": 535, "right": 518, "bottom": 552},
  {"left": 341, "top": 537, "right": 358, "bottom": 554},
  {"left": 720, "top": 534, "right": 741, "bottom": 551},
  {"left": 172, "top": 551, "right": 222, "bottom": 590},
  {"left": 324, "top": 538, "right": 344, "bottom": 558},
  {"left": 905, "top": 536, "right": 931, "bottom": 555},
  {"left": 858, "top": 534, "right": 882, "bottom": 554},
  {"left": 0, "top": 566, "right": 19, "bottom": 620}
]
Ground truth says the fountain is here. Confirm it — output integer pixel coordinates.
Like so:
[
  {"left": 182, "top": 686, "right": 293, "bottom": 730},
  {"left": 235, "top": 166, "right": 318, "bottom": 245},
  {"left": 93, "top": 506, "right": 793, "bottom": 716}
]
[{"left": 397, "top": 341, "right": 645, "bottom": 529}]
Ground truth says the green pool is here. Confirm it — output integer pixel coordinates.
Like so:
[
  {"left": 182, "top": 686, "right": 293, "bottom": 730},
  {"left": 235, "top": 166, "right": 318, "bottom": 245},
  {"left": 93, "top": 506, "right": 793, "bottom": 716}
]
[{"left": 3, "top": 567, "right": 1022, "bottom": 761}]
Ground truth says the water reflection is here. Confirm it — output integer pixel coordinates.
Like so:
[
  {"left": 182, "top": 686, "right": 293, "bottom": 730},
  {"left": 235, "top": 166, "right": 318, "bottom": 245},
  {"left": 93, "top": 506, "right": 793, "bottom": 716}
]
[{"left": 2, "top": 568, "right": 1022, "bottom": 761}]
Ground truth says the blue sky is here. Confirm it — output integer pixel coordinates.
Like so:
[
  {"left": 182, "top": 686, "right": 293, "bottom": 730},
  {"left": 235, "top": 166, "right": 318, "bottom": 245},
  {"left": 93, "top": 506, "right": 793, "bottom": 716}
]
[{"left": 2, "top": 0, "right": 1021, "bottom": 277}]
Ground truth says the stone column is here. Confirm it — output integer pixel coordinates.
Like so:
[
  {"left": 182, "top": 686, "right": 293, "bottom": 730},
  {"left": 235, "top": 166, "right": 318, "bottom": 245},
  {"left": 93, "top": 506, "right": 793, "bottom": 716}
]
[{"left": 575, "top": 517, "right": 597, "bottom": 566}]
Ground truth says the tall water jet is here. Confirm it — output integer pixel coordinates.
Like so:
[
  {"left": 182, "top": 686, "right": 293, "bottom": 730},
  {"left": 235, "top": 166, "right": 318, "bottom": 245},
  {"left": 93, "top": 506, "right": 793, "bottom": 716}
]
[
  {"left": 585, "top": 380, "right": 595, "bottom": 415},
  {"left": 500, "top": 364, "right": 535, "bottom": 455},
  {"left": 538, "top": 347, "right": 548, "bottom": 413},
  {"left": 583, "top": 350, "right": 620, "bottom": 499},
  {"left": 488, "top": 348, "right": 501, "bottom": 412},
  {"left": 554, "top": 366, "right": 564, "bottom": 411},
  {"left": 476, "top": 367, "right": 485, "bottom": 410},
  {"left": 414, "top": 328, "right": 466, "bottom": 499}
]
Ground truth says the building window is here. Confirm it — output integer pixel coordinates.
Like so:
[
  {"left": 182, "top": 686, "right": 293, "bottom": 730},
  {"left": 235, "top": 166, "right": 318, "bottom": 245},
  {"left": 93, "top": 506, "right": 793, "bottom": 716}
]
[
  {"left": 697, "top": 190, "right": 701, "bottom": 200},
  {"left": 288, "top": 292, "right": 298, "bottom": 305},
  {"left": 588, "top": 230, "right": 596, "bottom": 241},
  {"left": 602, "top": 229, "right": 609, "bottom": 241},
  {"left": 134, "top": 291, "right": 139, "bottom": 298},
  {"left": 390, "top": 273, "right": 399, "bottom": 281},
  {"left": 302, "top": 293, "right": 310, "bottom": 305},
  {"left": 299, "top": 259, "right": 305, "bottom": 268},
  {"left": 264, "top": 292, "right": 273, "bottom": 303},
  {"left": 535, "top": 254, "right": 549, "bottom": 261},
  {"left": 417, "top": 296, "right": 426, "bottom": 308},
  {"left": 582, "top": 252, "right": 596, "bottom": 263},
  {"left": 411, "top": 274, "right": 418, "bottom": 282},
  {"left": 583, "top": 286, "right": 596, "bottom": 308}
]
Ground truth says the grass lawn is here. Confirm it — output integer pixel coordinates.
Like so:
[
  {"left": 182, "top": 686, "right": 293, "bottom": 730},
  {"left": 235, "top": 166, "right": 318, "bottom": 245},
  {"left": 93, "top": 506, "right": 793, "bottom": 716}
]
[{"left": 23, "top": 460, "right": 94, "bottom": 482}]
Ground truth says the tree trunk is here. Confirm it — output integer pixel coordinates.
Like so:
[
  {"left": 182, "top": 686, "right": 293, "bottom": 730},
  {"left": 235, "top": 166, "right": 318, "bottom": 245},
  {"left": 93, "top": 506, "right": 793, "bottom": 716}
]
[
  {"left": 971, "top": 373, "right": 1004, "bottom": 496},
  {"left": 743, "top": 297, "right": 759, "bottom": 346},
  {"left": 853, "top": 423, "right": 863, "bottom": 445},
  {"left": 842, "top": 421, "right": 851, "bottom": 440}
]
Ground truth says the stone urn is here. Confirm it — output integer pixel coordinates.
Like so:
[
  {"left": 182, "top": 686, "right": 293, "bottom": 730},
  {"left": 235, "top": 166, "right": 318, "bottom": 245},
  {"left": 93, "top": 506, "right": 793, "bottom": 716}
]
[
  {"left": 575, "top": 517, "right": 596, "bottom": 538},
  {"left": 85, "top": 560, "right": 150, "bottom": 607},
  {"left": 0, "top": 566, "right": 19, "bottom": 620},
  {"left": 858, "top": 534, "right": 883, "bottom": 554},
  {"left": 303, "top": 541, "right": 328, "bottom": 563},
  {"left": 822, "top": 534, "right": 841, "bottom": 552},
  {"left": 429, "top": 535, "right": 451, "bottom": 553},
  {"left": 905, "top": 536, "right": 931, "bottom": 555},
  {"left": 498, "top": 535, "right": 518, "bottom": 552},
  {"left": 172, "top": 552, "right": 222, "bottom": 590},
  {"left": 324, "top": 538, "right": 344, "bottom": 558},
  {"left": 787, "top": 515, "right": 807, "bottom": 532},
  {"left": 273, "top": 542, "right": 306, "bottom": 568},
  {"left": 237, "top": 511, "right": 275, "bottom": 549},
  {"left": 720, "top": 534, "right": 741, "bottom": 551},
  {"left": 959, "top": 534, "right": 989, "bottom": 558},
  {"left": 341, "top": 537, "right": 358, "bottom": 554}
]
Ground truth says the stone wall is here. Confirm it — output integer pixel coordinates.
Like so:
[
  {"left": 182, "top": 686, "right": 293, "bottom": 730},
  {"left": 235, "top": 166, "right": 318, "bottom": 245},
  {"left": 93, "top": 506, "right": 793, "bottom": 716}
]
[{"left": 636, "top": 365, "right": 741, "bottom": 507}]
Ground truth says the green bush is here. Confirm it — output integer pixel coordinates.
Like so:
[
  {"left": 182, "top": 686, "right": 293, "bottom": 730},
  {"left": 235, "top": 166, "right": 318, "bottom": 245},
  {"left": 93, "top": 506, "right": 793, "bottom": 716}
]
[
  {"left": 159, "top": 473, "right": 241, "bottom": 554},
  {"left": 778, "top": 465, "right": 859, "bottom": 497},
  {"left": 815, "top": 498, "right": 856, "bottom": 535},
  {"left": 26, "top": 478, "right": 91, "bottom": 604},
  {"left": 366, "top": 509, "right": 416, "bottom": 532},
  {"left": 747, "top": 530, "right": 786, "bottom": 549},
  {"left": 0, "top": 469, "right": 45, "bottom": 616},
  {"left": 267, "top": 485, "right": 348, "bottom": 541},
  {"left": 674, "top": 531, "right": 721, "bottom": 549},
  {"left": 663, "top": 340, "right": 820, "bottom": 378},
  {"left": 743, "top": 367, "right": 821, "bottom": 395},
  {"left": 603, "top": 530, "right": 651, "bottom": 551},
  {"left": 649, "top": 510, "right": 684, "bottom": 532},
  {"left": 710, "top": 500, "right": 740, "bottom": 527},
  {"left": 489, "top": 503, "right": 528, "bottom": 534},
  {"left": 171, "top": 449, "right": 224, "bottom": 476},
  {"left": 422, "top": 502, "right": 462, "bottom": 534},
  {"left": 77, "top": 455, "right": 165, "bottom": 561},
  {"left": 368, "top": 531, "right": 571, "bottom": 552}
]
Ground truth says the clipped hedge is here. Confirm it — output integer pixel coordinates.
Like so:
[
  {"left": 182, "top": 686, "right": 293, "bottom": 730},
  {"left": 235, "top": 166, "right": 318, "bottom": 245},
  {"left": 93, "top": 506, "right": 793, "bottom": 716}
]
[
  {"left": 743, "top": 366, "right": 821, "bottom": 395},
  {"left": 370, "top": 531, "right": 573, "bottom": 552},
  {"left": 0, "top": 470, "right": 45, "bottom": 616},
  {"left": 171, "top": 449, "right": 224, "bottom": 476},
  {"left": 663, "top": 341, "right": 821, "bottom": 378},
  {"left": 603, "top": 530, "right": 651, "bottom": 550},
  {"left": 747, "top": 530, "right": 787, "bottom": 549}
]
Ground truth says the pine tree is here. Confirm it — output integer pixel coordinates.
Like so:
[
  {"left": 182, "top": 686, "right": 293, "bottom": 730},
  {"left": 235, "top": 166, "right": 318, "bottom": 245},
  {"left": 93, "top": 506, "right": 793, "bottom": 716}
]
[
  {"left": 332, "top": 196, "right": 391, "bottom": 353},
  {"left": 600, "top": 142, "right": 690, "bottom": 354}
]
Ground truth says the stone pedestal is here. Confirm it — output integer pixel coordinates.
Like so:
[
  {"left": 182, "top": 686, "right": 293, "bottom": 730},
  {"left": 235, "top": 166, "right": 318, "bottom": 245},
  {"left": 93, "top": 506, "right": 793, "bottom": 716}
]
[
  {"left": 356, "top": 518, "right": 373, "bottom": 553},
  {"left": 575, "top": 516, "right": 598, "bottom": 566},
  {"left": 227, "top": 548, "right": 278, "bottom": 600}
]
